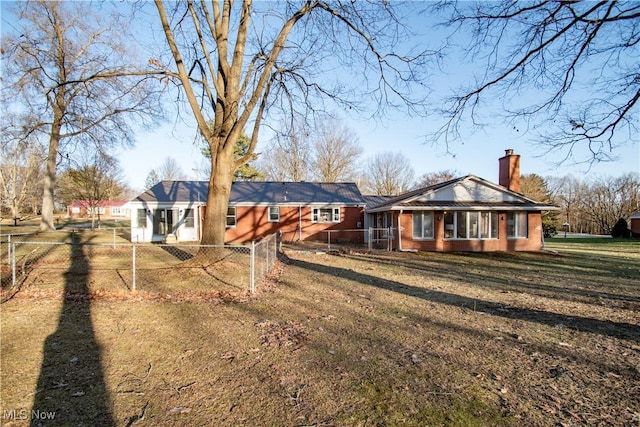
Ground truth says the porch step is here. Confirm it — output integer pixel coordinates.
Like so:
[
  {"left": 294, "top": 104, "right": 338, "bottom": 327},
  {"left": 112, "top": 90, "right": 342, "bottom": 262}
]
[{"left": 164, "top": 234, "right": 177, "bottom": 244}]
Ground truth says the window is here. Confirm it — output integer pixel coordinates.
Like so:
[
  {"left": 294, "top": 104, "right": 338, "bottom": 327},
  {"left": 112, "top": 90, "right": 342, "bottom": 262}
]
[
  {"left": 71, "top": 207, "right": 80, "bottom": 213},
  {"left": 312, "top": 207, "right": 341, "bottom": 223},
  {"left": 444, "top": 212, "right": 455, "bottom": 238},
  {"left": 412, "top": 212, "right": 434, "bottom": 239},
  {"left": 268, "top": 206, "right": 280, "bottom": 222},
  {"left": 112, "top": 207, "right": 122, "bottom": 216},
  {"left": 88, "top": 206, "right": 105, "bottom": 215},
  {"left": 480, "top": 212, "right": 499, "bottom": 239},
  {"left": 444, "top": 211, "right": 498, "bottom": 239},
  {"left": 137, "top": 209, "right": 147, "bottom": 228},
  {"left": 184, "top": 208, "right": 194, "bottom": 228},
  {"left": 507, "top": 212, "right": 528, "bottom": 238},
  {"left": 226, "top": 207, "right": 236, "bottom": 227}
]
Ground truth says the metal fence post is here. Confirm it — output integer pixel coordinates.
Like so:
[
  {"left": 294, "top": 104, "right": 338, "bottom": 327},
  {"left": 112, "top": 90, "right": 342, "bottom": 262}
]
[
  {"left": 250, "top": 241, "right": 256, "bottom": 294},
  {"left": 7, "top": 234, "right": 11, "bottom": 266},
  {"left": 11, "top": 242, "right": 16, "bottom": 288},
  {"left": 132, "top": 244, "right": 136, "bottom": 291}
]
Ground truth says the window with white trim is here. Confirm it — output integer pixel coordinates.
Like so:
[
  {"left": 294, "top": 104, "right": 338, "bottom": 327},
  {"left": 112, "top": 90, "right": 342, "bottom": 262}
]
[
  {"left": 507, "top": 212, "right": 528, "bottom": 238},
  {"left": 412, "top": 212, "right": 434, "bottom": 239},
  {"left": 184, "top": 208, "right": 194, "bottom": 228},
  {"left": 444, "top": 211, "right": 499, "bottom": 239},
  {"left": 268, "top": 206, "right": 280, "bottom": 222},
  {"left": 137, "top": 209, "right": 147, "bottom": 228},
  {"left": 226, "top": 206, "right": 236, "bottom": 227},
  {"left": 312, "top": 207, "right": 341, "bottom": 223}
]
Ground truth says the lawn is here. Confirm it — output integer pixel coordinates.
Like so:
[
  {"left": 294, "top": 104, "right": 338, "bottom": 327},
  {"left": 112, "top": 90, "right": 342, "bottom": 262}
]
[{"left": 1, "top": 239, "right": 639, "bottom": 426}]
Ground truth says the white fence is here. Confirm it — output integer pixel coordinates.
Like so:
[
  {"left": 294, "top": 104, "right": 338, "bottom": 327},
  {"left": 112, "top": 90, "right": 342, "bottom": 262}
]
[{"left": 1, "top": 232, "right": 279, "bottom": 296}]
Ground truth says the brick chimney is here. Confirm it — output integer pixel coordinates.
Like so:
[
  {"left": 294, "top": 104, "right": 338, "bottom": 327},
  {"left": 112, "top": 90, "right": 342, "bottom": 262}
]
[{"left": 498, "top": 149, "right": 520, "bottom": 193}]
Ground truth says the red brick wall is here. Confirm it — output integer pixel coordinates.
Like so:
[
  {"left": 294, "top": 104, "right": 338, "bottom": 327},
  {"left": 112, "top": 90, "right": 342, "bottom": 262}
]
[
  {"left": 397, "top": 210, "right": 543, "bottom": 252},
  {"left": 224, "top": 205, "right": 365, "bottom": 244}
]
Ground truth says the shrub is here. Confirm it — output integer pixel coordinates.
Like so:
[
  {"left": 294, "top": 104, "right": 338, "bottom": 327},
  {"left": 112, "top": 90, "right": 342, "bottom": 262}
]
[{"left": 611, "top": 218, "right": 630, "bottom": 238}]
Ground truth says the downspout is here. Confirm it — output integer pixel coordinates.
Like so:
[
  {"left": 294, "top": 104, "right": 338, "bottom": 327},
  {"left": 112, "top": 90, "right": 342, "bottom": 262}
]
[
  {"left": 298, "top": 205, "right": 303, "bottom": 242},
  {"left": 397, "top": 209, "right": 403, "bottom": 251}
]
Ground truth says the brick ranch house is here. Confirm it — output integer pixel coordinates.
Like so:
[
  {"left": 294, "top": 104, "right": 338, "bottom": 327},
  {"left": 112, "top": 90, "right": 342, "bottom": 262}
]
[
  {"left": 129, "top": 181, "right": 365, "bottom": 243},
  {"left": 67, "top": 200, "right": 130, "bottom": 220},
  {"left": 128, "top": 150, "right": 558, "bottom": 251},
  {"left": 365, "top": 150, "right": 558, "bottom": 251}
]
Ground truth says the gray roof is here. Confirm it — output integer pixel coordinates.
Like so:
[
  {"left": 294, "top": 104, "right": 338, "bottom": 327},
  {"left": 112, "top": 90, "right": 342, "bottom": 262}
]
[
  {"left": 133, "top": 181, "right": 365, "bottom": 205},
  {"left": 366, "top": 175, "right": 558, "bottom": 213}
]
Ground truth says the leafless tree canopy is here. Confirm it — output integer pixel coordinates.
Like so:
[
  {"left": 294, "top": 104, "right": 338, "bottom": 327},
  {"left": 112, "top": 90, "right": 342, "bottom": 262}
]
[
  {"left": 1, "top": 1, "right": 164, "bottom": 231},
  {"left": 431, "top": 1, "right": 640, "bottom": 165},
  {"left": 153, "top": 0, "right": 438, "bottom": 244},
  {"left": 362, "top": 151, "right": 415, "bottom": 196},
  {"left": 547, "top": 173, "right": 640, "bottom": 234},
  {"left": 259, "top": 124, "right": 312, "bottom": 182},
  {"left": 312, "top": 121, "right": 363, "bottom": 182},
  {"left": 414, "top": 170, "right": 459, "bottom": 189},
  {"left": 57, "top": 150, "right": 127, "bottom": 229}
]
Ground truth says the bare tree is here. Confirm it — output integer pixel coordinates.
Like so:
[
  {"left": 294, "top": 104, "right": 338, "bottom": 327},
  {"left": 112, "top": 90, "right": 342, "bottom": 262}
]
[
  {"left": 0, "top": 120, "right": 46, "bottom": 224},
  {"left": 547, "top": 175, "right": 588, "bottom": 234},
  {"left": 432, "top": 1, "right": 639, "bottom": 164},
  {"left": 362, "top": 152, "right": 415, "bottom": 196},
  {"left": 144, "top": 169, "right": 162, "bottom": 190},
  {"left": 414, "top": 170, "right": 459, "bottom": 188},
  {"left": 156, "top": 157, "right": 188, "bottom": 182},
  {"left": 57, "top": 151, "right": 127, "bottom": 230},
  {"left": 152, "top": 0, "right": 436, "bottom": 245},
  {"left": 312, "top": 121, "right": 363, "bottom": 182},
  {"left": 1, "top": 1, "right": 163, "bottom": 231},
  {"left": 258, "top": 124, "right": 311, "bottom": 182},
  {"left": 582, "top": 174, "right": 640, "bottom": 234}
]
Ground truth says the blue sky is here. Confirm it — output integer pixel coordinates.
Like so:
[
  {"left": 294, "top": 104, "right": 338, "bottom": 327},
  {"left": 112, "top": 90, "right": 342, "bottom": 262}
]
[
  {"left": 2, "top": 1, "right": 638, "bottom": 193},
  {"left": 119, "top": 112, "right": 639, "bottom": 193},
  {"left": 116, "top": 2, "right": 639, "bottom": 192}
]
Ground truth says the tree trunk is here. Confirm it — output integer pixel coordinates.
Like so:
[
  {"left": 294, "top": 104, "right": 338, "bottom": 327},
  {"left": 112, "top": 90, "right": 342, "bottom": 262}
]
[
  {"left": 40, "top": 135, "right": 60, "bottom": 232},
  {"left": 200, "top": 159, "right": 234, "bottom": 246}
]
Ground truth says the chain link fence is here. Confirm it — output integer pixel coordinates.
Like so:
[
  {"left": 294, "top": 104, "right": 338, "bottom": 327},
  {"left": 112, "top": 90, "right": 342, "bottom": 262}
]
[
  {"left": 319, "top": 227, "right": 396, "bottom": 251},
  {"left": 1, "top": 231, "right": 279, "bottom": 297}
]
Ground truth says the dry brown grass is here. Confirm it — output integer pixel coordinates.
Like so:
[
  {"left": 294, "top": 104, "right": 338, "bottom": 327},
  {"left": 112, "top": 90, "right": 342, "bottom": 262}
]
[{"left": 1, "top": 239, "right": 639, "bottom": 426}]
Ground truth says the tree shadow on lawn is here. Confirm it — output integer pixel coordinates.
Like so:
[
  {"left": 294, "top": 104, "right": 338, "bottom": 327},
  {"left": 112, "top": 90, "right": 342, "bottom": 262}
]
[
  {"left": 344, "top": 252, "right": 640, "bottom": 307},
  {"left": 31, "top": 242, "right": 114, "bottom": 425},
  {"left": 291, "top": 258, "right": 640, "bottom": 344}
]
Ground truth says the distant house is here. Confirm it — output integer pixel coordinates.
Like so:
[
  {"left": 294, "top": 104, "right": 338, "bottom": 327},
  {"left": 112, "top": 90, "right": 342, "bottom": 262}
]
[
  {"left": 128, "top": 181, "right": 366, "bottom": 243},
  {"left": 630, "top": 212, "right": 640, "bottom": 238},
  {"left": 67, "top": 200, "right": 130, "bottom": 220},
  {"left": 364, "top": 150, "right": 559, "bottom": 252}
]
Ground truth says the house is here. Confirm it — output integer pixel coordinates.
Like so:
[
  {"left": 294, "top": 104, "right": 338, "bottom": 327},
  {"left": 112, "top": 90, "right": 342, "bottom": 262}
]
[
  {"left": 364, "top": 149, "right": 559, "bottom": 252},
  {"left": 629, "top": 212, "right": 640, "bottom": 238},
  {"left": 129, "top": 150, "right": 557, "bottom": 251},
  {"left": 67, "top": 200, "right": 130, "bottom": 220},
  {"left": 129, "top": 181, "right": 366, "bottom": 243}
]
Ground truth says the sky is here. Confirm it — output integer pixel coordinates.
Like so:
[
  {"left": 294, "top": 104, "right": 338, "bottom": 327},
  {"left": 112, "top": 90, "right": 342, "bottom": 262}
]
[
  {"left": 119, "top": 115, "right": 639, "bottom": 194},
  {"left": 113, "top": 2, "right": 639, "bottom": 193},
  {"left": 2, "top": 1, "right": 638, "bottom": 194}
]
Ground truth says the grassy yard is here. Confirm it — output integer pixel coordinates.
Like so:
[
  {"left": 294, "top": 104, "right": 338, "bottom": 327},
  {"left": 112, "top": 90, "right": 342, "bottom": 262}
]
[{"left": 1, "top": 239, "right": 639, "bottom": 426}]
